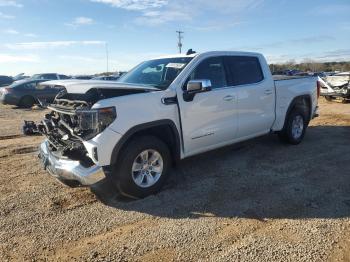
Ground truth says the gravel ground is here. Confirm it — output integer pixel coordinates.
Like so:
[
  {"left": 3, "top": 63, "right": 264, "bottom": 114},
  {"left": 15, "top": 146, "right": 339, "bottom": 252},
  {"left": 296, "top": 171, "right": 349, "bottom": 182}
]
[{"left": 0, "top": 100, "right": 349, "bottom": 262}]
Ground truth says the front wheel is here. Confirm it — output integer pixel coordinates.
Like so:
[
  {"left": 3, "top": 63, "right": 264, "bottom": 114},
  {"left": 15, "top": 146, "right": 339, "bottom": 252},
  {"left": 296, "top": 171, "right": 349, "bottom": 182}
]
[
  {"left": 278, "top": 108, "right": 308, "bottom": 145},
  {"left": 111, "top": 136, "right": 171, "bottom": 199}
]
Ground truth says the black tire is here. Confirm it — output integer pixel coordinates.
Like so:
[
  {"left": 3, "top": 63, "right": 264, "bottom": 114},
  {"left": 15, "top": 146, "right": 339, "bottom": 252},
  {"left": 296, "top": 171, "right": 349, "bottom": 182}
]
[
  {"left": 19, "top": 96, "right": 36, "bottom": 108},
  {"left": 278, "top": 107, "right": 308, "bottom": 145},
  {"left": 111, "top": 135, "right": 171, "bottom": 199},
  {"left": 325, "top": 96, "right": 334, "bottom": 102}
]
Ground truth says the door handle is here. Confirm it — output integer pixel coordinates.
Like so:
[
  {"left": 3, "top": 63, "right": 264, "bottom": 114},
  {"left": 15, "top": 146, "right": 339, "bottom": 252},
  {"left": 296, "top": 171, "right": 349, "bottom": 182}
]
[
  {"left": 264, "top": 90, "right": 273, "bottom": 95},
  {"left": 223, "top": 95, "right": 235, "bottom": 101}
]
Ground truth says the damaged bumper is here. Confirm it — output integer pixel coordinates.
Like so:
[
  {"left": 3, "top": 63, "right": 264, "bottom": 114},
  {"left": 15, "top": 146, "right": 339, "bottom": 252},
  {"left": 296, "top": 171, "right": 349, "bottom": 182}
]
[
  {"left": 320, "top": 92, "right": 350, "bottom": 98},
  {"left": 39, "top": 140, "right": 105, "bottom": 186}
]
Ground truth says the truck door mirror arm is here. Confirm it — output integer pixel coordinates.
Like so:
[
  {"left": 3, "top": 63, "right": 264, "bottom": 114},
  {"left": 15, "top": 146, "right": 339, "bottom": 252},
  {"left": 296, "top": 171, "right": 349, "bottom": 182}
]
[{"left": 183, "top": 79, "right": 212, "bottom": 102}]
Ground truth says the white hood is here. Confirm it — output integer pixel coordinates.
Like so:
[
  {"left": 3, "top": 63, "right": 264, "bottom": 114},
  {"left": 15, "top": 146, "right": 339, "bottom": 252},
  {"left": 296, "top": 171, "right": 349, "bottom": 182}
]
[
  {"left": 40, "top": 80, "right": 160, "bottom": 94},
  {"left": 324, "top": 76, "right": 350, "bottom": 87}
]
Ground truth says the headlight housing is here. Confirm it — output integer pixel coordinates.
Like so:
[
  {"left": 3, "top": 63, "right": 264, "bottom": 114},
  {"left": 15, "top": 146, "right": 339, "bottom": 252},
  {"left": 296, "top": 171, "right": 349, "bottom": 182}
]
[{"left": 76, "top": 107, "right": 116, "bottom": 135}]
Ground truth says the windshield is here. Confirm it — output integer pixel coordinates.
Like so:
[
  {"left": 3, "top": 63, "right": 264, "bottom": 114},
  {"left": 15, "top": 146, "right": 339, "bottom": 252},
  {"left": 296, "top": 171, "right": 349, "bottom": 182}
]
[{"left": 118, "top": 57, "right": 193, "bottom": 90}]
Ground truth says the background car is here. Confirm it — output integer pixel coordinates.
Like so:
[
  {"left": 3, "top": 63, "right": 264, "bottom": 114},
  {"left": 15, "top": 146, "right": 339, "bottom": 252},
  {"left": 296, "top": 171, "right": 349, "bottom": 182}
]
[
  {"left": 313, "top": 72, "right": 326, "bottom": 77},
  {"left": 12, "top": 73, "right": 30, "bottom": 81},
  {"left": 31, "top": 73, "right": 70, "bottom": 80},
  {"left": 0, "top": 79, "right": 63, "bottom": 108},
  {"left": 72, "top": 75, "right": 93, "bottom": 80},
  {"left": 91, "top": 75, "right": 120, "bottom": 81},
  {"left": 0, "top": 76, "right": 13, "bottom": 87}
]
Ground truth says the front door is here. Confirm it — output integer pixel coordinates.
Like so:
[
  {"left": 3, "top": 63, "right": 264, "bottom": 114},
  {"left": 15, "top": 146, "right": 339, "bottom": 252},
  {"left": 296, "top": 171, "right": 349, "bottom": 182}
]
[{"left": 176, "top": 56, "right": 238, "bottom": 157}]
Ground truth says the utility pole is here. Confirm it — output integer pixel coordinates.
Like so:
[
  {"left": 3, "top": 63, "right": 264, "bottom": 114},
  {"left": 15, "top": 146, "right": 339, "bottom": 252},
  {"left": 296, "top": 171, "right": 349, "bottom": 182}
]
[
  {"left": 176, "top": 30, "right": 184, "bottom": 54},
  {"left": 105, "top": 42, "right": 109, "bottom": 74}
]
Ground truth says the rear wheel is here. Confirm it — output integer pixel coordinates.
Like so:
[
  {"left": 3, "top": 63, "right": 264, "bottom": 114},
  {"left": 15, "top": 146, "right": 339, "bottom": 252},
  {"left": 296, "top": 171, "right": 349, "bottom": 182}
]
[
  {"left": 278, "top": 107, "right": 308, "bottom": 145},
  {"left": 111, "top": 136, "right": 171, "bottom": 199},
  {"left": 19, "top": 96, "right": 36, "bottom": 108}
]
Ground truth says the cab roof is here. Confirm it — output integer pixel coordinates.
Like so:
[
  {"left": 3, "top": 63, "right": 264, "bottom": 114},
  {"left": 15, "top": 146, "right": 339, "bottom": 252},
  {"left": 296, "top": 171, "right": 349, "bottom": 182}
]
[{"left": 152, "top": 51, "right": 263, "bottom": 60}]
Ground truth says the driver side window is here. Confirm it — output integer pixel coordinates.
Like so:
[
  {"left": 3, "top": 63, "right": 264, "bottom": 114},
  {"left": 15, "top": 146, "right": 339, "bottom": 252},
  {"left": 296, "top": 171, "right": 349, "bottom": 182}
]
[
  {"left": 139, "top": 64, "right": 164, "bottom": 84},
  {"left": 188, "top": 57, "right": 227, "bottom": 89}
]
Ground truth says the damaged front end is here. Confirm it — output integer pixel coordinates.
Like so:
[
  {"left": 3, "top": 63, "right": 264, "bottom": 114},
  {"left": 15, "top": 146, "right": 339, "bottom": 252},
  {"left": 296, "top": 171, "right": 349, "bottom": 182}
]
[
  {"left": 29, "top": 89, "right": 121, "bottom": 187},
  {"left": 319, "top": 75, "right": 350, "bottom": 99},
  {"left": 24, "top": 81, "right": 159, "bottom": 187},
  {"left": 41, "top": 98, "right": 116, "bottom": 164}
]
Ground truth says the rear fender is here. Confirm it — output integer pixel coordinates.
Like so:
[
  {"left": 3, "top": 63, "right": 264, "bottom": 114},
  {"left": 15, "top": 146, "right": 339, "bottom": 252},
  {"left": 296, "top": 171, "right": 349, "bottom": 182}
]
[{"left": 282, "top": 95, "right": 312, "bottom": 129}]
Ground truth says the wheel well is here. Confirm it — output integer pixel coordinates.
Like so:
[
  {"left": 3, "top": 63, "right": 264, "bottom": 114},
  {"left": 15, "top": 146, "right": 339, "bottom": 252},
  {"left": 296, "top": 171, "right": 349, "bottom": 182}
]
[
  {"left": 111, "top": 121, "right": 181, "bottom": 166},
  {"left": 19, "top": 95, "right": 36, "bottom": 106},
  {"left": 284, "top": 95, "right": 312, "bottom": 127}
]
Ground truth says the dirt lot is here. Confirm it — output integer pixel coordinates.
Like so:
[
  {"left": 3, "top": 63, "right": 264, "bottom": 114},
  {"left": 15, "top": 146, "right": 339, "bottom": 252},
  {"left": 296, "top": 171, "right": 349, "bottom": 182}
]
[{"left": 0, "top": 100, "right": 350, "bottom": 262}]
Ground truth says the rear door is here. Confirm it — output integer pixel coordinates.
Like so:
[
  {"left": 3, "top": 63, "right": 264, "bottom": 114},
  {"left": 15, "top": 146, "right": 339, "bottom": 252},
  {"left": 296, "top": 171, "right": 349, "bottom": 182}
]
[
  {"left": 224, "top": 56, "right": 275, "bottom": 138},
  {"left": 176, "top": 56, "right": 238, "bottom": 156},
  {"left": 58, "top": 74, "right": 70, "bottom": 80}
]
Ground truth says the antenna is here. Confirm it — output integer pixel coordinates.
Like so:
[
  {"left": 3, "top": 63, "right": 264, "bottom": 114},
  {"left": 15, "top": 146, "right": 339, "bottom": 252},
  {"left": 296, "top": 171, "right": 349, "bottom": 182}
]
[{"left": 176, "top": 30, "right": 184, "bottom": 54}]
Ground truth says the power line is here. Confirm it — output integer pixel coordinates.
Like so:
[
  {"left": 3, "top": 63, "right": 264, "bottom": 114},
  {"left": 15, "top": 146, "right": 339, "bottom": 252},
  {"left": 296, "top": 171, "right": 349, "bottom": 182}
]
[{"left": 176, "top": 30, "right": 184, "bottom": 54}]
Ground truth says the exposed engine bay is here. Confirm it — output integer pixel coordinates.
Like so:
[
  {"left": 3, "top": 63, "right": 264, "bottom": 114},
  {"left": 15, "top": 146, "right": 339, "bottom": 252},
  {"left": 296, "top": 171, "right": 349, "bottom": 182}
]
[{"left": 24, "top": 86, "right": 152, "bottom": 165}]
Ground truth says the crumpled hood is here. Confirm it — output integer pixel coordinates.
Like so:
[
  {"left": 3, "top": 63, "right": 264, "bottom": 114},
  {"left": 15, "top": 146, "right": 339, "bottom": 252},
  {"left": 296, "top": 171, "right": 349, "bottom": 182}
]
[
  {"left": 40, "top": 80, "right": 160, "bottom": 94},
  {"left": 323, "top": 76, "right": 350, "bottom": 87}
]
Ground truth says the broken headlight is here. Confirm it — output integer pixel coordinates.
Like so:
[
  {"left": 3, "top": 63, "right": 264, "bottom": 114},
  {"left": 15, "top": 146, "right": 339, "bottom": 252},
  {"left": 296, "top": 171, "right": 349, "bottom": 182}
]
[{"left": 77, "top": 107, "right": 116, "bottom": 134}]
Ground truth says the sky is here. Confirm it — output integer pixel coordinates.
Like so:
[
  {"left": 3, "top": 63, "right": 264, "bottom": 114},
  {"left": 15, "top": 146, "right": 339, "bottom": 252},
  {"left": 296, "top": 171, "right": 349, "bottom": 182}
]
[{"left": 0, "top": 0, "right": 350, "bottom": 75}]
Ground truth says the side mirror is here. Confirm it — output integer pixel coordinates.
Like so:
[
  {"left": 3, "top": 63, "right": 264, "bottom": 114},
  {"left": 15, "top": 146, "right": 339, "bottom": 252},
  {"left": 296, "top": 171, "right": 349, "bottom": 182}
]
[
  {"left": 184, "top": 79, "right": 212, "bottom": 102},
  {"left": 186, "top": 79, "right": 212, "bottom": 92}
]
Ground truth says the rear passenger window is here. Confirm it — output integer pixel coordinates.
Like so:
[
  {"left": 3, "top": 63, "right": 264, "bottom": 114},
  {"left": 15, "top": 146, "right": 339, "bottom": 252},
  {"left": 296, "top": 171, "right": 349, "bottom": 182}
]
[
  {"left": 188, "top": 57, "right": 227, "bottom": 89},
  {"left": 225, "top": 56, "right": 264, "bottom": 86},
  {"left": 59, "top": 75, "right": 70, "bottom": 80},
  {"left": 43, "top": 74, "right": 58, "bottom": 80}
]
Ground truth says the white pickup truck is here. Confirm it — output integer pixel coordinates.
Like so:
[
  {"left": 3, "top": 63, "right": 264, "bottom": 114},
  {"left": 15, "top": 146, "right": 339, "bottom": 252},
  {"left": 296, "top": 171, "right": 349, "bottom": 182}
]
[{"left": 36, "top": 51, "right": 319, "bottom": 198}]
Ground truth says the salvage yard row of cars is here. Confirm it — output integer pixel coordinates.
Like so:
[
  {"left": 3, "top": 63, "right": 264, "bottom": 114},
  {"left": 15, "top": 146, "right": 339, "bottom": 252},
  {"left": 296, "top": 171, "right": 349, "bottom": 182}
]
[
  {"left": 274, "top": 70, "right": 350, "bottom": 102},
  {"left": 273, "top": 70, "right": 350, "bottom": 102},
  {"left": 0, "top": 73, "right": 122, "bottom": 108},
  {"left": 1, "top": 69, "right": 348, "bottom": 109}
]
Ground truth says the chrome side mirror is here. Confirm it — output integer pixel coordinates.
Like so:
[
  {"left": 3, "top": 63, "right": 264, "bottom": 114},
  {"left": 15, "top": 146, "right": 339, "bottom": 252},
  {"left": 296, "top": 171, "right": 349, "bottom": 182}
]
[
  {"left": 183, "top": 79, "right": 212, "bottom": 102},
  {"left": 186, "top": 79, "right": 212, "bottom": 92}
]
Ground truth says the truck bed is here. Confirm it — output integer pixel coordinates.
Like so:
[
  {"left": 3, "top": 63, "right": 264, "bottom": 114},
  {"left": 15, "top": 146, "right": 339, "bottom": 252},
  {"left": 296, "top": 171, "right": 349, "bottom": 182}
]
[
  {"left": 273, "top": 75, "right": 315, "bottom": 81},
  {"left": 272, "top": 76, "right": 317, "bottom": 131}
]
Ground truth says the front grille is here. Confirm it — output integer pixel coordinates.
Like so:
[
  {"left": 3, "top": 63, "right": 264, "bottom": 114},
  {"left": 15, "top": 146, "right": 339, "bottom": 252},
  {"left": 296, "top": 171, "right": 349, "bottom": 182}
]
[{"left": 54, "top": 98, "right": 89, "bottom": 110}]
